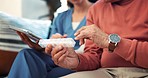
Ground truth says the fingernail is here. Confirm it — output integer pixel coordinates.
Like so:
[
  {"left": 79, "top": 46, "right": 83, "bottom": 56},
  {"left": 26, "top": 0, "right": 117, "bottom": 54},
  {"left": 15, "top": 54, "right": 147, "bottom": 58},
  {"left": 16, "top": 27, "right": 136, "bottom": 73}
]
[
  {"left": 74, "top": 33, "right": 77, "bottom": 36},
  {"left": 79, "top": 42, "right": 81, "bottom": 45},
  {"left": 64, "top": 34, "right": 67, "bottom": 36},
  {"left": 58, "top": 45, "right": 62, "bottom": 50},
  {"left": 47, "top": 45, "right": 50, "bottom": 48}
]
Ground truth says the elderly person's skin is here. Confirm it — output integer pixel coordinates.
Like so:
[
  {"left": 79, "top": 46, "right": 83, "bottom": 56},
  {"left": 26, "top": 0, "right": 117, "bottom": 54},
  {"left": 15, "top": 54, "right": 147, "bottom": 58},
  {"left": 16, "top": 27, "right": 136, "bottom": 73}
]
[
  {"left": 17, "top": 0, "right": 93, "bottom": 52},
  {"left": 45, "top": 24, "right": 109, "bottom": 69},
  {"left": 74, "top": 24, "right": 109, "bottom": 48},
  {"left": 17, "top": 0, "right": 94, "bottom": 69},
  {"left": 44, "top": 0, "right": 135, "bottom": 70},
  {"left": 45, "top": 45, "right": 79, "bottom": 69}
]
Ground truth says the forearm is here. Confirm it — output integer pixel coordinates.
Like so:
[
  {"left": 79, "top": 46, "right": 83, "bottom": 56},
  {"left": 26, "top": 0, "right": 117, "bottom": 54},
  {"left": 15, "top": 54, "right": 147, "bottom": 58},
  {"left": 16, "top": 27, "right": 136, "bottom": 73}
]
[
  {"left": 114, "top": 38, "right": 148, "bottom": 68},
  {"left": 75, "top": 52, "right": 101, "bottom": 71}
]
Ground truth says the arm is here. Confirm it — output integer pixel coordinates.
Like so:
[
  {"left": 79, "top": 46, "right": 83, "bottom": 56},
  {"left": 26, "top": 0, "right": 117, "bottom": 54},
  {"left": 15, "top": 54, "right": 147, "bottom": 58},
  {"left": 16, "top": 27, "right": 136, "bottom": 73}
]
[
  {"left": 49, "top": 15, "right": 59, "bottom": 37},
  {"left": 75, "top": 6, "right": 103, "bottom": 71},
  {"left": 76, "top": 40, "right": 103, "bottom": 71},
  {"left": 16, "top": 31, "right": 43, "bottom": 51},
  {"left": 114, "top": 38, "right": 148, "bottom": 68},
  {"left": 45, "top": 6, "right": 103, "bottom": 71},
  {"left": 50, "top": 13, "right": 64, "bottom": 37}
]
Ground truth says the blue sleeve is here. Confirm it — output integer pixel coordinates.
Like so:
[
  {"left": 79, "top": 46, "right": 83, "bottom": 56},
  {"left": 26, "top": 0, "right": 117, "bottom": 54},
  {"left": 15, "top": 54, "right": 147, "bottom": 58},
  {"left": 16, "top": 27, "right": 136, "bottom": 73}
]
[
  {"left": 50, "top": 9, "right": 71, "bottom": 36},
  {"left": 50, "top": 14, "right": 61, "bottom": 37}
]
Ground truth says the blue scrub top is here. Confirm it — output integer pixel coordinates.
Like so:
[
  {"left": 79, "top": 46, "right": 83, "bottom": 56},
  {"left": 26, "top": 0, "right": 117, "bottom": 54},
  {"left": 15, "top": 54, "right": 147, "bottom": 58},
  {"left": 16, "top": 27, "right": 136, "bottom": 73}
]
[{"left": 50, "top": 8, "right": 86, "bottom": 50}]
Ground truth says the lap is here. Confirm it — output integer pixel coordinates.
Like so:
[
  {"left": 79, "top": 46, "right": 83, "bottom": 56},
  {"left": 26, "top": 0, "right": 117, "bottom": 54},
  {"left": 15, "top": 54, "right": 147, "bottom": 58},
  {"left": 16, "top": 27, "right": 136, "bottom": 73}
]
[
  {"left": 60, "top": 68, "right": 112, "bottom": 78},
  {"left": 47, "top": 67, "right": 75, "bottom": 78},
  {"left": 61, "top": 67, "right": 148, "bottom": 78},
  {"left": 19, "top": 48, "right": 74, "bottom": 77},
  {"left": 19, "top": 48, "right": 57, "bottom": 69}
]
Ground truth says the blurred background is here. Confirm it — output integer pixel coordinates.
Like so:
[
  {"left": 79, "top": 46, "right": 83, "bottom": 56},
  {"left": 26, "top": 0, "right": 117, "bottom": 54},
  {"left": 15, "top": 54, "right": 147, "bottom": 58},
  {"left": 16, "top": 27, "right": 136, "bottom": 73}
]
[
  {"left": 0, "top": 0, "right": 68, "bottom": 19},
  {"left": 0, "top": 0, "right": 68, "bottom": 77}
]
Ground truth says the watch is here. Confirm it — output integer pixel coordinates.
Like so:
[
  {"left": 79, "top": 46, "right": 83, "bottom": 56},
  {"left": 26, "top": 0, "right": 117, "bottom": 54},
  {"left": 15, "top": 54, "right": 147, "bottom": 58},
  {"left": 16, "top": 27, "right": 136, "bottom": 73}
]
[{"left": 108, "top": 34, "right": 121, "bottom": 52}]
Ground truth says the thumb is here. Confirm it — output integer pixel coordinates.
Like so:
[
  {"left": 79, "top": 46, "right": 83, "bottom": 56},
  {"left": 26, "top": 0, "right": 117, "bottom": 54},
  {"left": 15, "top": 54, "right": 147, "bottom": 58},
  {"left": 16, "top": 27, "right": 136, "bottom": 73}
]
[
  {"left": 63, "top": 34, "right": 67, "bottom": 38},
  {"left": 45, "top": 44, "right": 53, "bottom": 55}
]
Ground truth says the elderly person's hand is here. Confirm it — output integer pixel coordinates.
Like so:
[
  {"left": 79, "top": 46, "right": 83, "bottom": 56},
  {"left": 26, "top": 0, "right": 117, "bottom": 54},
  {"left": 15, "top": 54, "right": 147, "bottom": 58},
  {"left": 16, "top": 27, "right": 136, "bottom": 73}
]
[
  {"left": 43, "top": 33, "right": 67, "bottom": 52},
  {"left": 45, "top": 33, "right": 79, "bottom": 69},
  {"left": 45, "top": 44, "right": 79, "bottom": 69},
  {"left": 74, "top": 24, "right": 109, "bottom": 48}
]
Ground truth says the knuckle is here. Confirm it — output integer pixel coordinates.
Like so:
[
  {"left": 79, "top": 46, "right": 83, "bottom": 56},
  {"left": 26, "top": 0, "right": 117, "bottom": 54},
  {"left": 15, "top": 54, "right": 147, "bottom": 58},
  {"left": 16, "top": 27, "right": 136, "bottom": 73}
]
[{"left": 45, "top": 48, "right": 49, "bottom": 53}]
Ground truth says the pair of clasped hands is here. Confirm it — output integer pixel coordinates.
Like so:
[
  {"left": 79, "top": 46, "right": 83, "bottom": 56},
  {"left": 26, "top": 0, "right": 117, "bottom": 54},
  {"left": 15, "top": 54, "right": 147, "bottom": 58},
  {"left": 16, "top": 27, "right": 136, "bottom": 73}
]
[{"left": 17, "top": 24, "right": 109, "bottom": 69}]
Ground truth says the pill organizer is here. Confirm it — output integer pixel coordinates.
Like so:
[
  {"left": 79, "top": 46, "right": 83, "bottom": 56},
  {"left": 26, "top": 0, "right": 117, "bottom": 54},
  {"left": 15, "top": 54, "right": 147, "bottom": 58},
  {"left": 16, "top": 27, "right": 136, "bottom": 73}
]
[{"left": 38, "top": 38, "right": 76, "bottom": 48}]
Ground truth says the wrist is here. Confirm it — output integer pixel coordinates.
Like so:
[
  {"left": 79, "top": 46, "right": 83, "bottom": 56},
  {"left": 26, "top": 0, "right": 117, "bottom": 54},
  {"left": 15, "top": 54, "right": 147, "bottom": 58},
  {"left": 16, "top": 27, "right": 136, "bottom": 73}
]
[
  {"left": 108, "top": 34, "right": 121, "bottom": 52},
  {"left": 71, "top": 54, "right": 80, "bottom": 70}
]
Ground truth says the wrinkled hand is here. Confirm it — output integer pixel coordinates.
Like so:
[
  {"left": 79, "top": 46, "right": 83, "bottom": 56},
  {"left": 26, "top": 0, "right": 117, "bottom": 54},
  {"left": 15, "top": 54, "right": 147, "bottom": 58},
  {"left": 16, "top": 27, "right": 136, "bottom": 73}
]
[
  {"left": 17, "top": 31, "right": 43, "bottom": 51},
  {"left": 44, "top": 33, "right": 67, "bottom": 53},
  {"left": 45, "top": 44, "right": 79, "bottom": 69},
  {"left": 75, "top": 24, "right": 109, "bottom": 48},
  {"left": 50, "top": 33, "right": 67, "bottom": 39}
]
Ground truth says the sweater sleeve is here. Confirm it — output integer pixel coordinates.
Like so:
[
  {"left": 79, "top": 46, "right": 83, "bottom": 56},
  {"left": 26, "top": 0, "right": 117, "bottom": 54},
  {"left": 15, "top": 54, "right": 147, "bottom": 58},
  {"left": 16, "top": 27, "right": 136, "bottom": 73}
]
[
  {"left": 114, "top": 38, "right": 148, "bottom": 68},
  {"left": 75, "top": 40, "right": 103, "bottom": 71},
  {"left": 75, "top": 5, "right": 103, "bottom": 71}
]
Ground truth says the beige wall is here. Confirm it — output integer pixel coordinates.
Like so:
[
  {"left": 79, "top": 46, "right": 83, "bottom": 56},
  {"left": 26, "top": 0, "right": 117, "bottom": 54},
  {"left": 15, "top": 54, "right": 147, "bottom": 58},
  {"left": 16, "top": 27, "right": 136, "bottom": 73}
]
[
  {"left": 0, "top": 0, "right": 68, "bottom": 18},
  {"left": 0, "top": 0, "right": 22, "bottom": 17}
]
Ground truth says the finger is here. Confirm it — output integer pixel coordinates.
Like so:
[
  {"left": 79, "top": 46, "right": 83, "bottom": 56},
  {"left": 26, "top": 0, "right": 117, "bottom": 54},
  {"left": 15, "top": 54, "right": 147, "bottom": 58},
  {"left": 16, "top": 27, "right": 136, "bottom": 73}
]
[
  {"left": 52, "top": 48, "right": 66, "bottom": 64},
  {"left": 51, "top": 33, "right": 63, "bottom": 39},
  {"left": 79, "top": 39, "right": 85, "bottom": 45},
  {"left": 16, "top": 31, "right": 21, "bottom": 35},
  {"left": 74, "top": 26, "right": 86, "bottom": 36},
  {"left": 36, "top": 39, "right": 40, "bottom": 44},
  {"left": 56, "top": 53, "right": 67, "bottom": 65},
  {"left": 16, "top": 31, "right": 25, "bottom": 40},
  {"left": 17, "top": 31, "right": 42, "bottom": 50},
  {"left": 20, "top": 33, "right": 33, "bottom": 44},
  {"left": 21, "top": 33, "right": 30, "bottom": 40},
  {"left": 45, "top": 44, "right": 53, "bottom": 55},
  {"left": 17, "top": 32, "right": 32, "bottom": 45},
  {"left": 26, "top": 41, "right": 34, "bottom": 48},
  {"left": 58, "top": 50, "right": 68, "bottom": 63},
  {"left": 17, "top": 31, "right": 30, "bottom": 42},
  {"left": 63, "top": 34, "right": 67, "bottom": 38},
  {"left": 51, "top": 45, "right": 63, "bottom": 57},
  {"left": 75, "top": 31, "right": 85, "bottom": 40}
]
